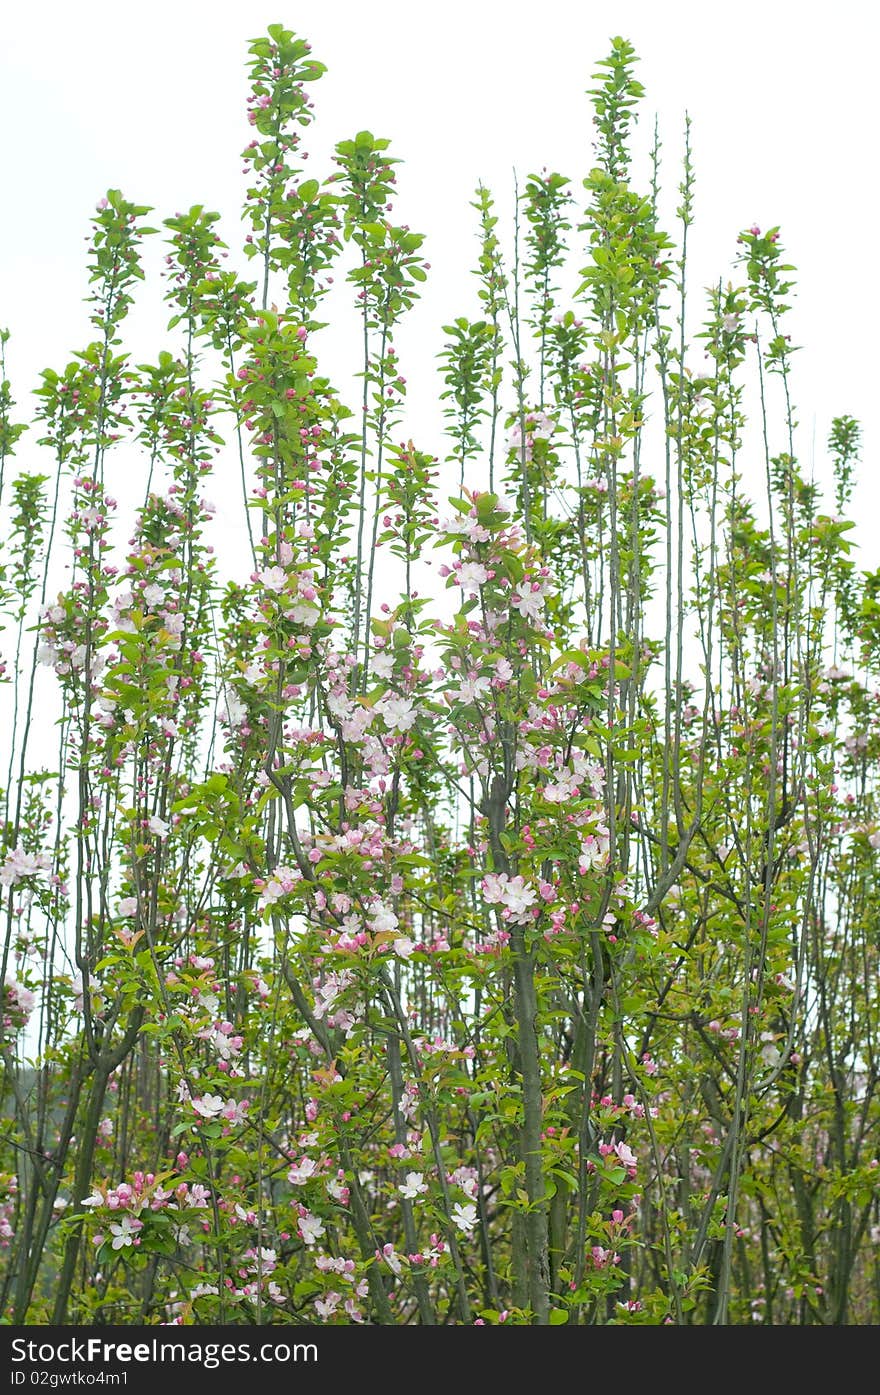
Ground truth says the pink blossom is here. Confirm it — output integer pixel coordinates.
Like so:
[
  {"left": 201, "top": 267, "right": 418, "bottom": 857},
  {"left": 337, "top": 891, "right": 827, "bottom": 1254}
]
[
  {"left": 614, "top": 1141, "right": 637, "bottom": 1173},
  {"left": 288, "top": 1156, "right": 318, "bottom": 1185},
  {"left": 297, "top": 1211, "right": 326, "bottom": 1246},
  {"left": 258, "top": 565, "right": 287, "bottom": 592},
  {"left": 0, "top": 847, "right": 50, "bottom": 888},
  {"left": 482, "top": 872, "right": 538, "bottom": 924},
  {"left": 191, "top": 1094, "right": 225, "bottom": 1119},
  {"left": 456, "top": 561, "right": 489, "bottom": 594},
  {"left": 3, "top": 977, "right": 35, "bottom": 1029},
  {"left": 314, "top": 1291, "right": 342, "bottom": 1320},
  {"left": 377, "top": 1242, "right": 402, "bottom": 1275},
  {"left": 455, "top": 674, "right": 491, "bottom": 704}
]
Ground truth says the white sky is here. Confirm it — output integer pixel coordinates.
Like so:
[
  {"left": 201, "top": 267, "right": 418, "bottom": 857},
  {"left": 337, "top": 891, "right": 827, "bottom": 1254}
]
[{"left": 0, "top": 0, "right": 877, "bottom": 553}]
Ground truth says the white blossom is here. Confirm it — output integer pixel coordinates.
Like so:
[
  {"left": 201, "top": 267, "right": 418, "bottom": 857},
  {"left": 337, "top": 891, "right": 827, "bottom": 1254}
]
[{"left": 376, "top": 693, "right": 417, "bottom": 732}]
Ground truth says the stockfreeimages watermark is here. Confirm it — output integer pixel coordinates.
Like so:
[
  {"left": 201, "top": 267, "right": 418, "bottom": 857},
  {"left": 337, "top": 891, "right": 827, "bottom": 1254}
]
[{"left": 9, "top": 1337, "right": 317, "bottom": 1375}]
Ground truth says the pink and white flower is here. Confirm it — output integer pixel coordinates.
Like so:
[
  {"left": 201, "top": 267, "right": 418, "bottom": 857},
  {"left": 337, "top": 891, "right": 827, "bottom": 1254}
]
[
  {"left": 288, "top": 1156, "right": 319, "bottom": 1185},
  {"left": 455, "top": 674, "right": 491, "bottom": 704},
  {"left": 109, "top": 1215, "right": 143, "bottom": 1250},
  {"left": 258, "top": 565, "right": 287, "bottom": 593},
  {"left": 0, "top": 847, "right": 50, "bottom": 888},
  {"left": 456, "top": 561, "right": 489, "bottom": 594},
  {"left": 297, "top": 1211, "right": 326, "bottom": 1246},
  {"left": 482, "top": 872, "right": 538, "bottom": 924},
  {"left": 314, "top": 1291, "right": 342, "bottom": 1319},
  {"left": 191, "top": 1094, "right": 225, "bottom": 1119}
]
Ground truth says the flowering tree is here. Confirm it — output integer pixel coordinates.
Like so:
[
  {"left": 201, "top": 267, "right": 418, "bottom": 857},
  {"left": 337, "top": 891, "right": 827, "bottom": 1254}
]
[{"left": 1, "top": 26, "right": 878, "bottom": 1327}]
